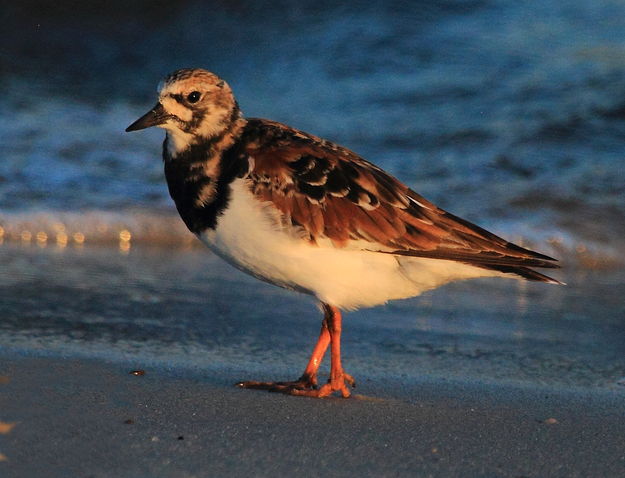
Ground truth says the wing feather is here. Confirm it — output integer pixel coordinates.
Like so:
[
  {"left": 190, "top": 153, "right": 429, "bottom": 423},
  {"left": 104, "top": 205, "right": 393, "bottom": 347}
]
[{"left": 239, "top": 118, "right": 559, "bottom": 279}]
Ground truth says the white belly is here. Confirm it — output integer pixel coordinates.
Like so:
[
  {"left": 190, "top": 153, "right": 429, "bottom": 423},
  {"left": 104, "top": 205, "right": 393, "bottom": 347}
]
[{"left": 200, "top": 179, "right": 500, "bottom": 310}]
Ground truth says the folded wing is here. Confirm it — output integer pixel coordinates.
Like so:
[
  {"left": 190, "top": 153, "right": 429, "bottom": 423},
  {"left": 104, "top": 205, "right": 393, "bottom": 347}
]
[{"left": 240, "top": 118, "right": 560, "bottom": 283}]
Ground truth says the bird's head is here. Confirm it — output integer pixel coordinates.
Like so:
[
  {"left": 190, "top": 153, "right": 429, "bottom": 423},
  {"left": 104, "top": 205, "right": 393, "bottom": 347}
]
[{"left": 126, "top": 68, "right": 240, "bottom": 155}]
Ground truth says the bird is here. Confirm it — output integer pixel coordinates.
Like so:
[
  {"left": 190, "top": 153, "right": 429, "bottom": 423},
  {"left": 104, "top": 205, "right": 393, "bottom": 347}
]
[{"left": 126, "top": 68, "right": 561, "bottom": 398}]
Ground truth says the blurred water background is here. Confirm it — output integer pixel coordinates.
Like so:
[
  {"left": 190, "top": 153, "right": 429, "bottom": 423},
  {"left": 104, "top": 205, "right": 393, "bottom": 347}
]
[
  {"left": 1, "top": 0, "right": 624, "bottom": 263},
  {"left": 1, "top": 1, "right": 625, "bottom": 389}
]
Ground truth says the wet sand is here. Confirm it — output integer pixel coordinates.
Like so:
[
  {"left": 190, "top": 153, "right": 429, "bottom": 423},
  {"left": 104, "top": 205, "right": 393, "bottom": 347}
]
[
  {"left": 1, "top": 354, "right": 625, "bottom": 478},
  {"left": 0, "top": 244, "right": 624, "bottom": 476}
]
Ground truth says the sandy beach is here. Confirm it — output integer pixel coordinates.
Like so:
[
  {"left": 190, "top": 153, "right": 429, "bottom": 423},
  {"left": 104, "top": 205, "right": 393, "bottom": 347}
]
[
  {"left": 0, "top": 244, "right": 624, "bottom": 477},
  {"left": 2, "top": 353, "right": 625, "bottom": 478}
]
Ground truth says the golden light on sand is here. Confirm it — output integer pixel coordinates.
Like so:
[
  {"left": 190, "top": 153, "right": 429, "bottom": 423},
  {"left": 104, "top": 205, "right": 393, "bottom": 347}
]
[
  {"left": 72, "top": 232, "right": 85, "bottom": 245},
  {"left": 36, "top": 231, "right": 48, "bottom": 246},
  {"left": 0, "top": 422, "right": 16, "bottom": 435},
  {"left": 119, "top": 229, "right": 132, "bottom": 253},
  {"left": 56, "top": 231, "right": 68, "bottom": 247},
  {"left": 0, "top": 382, "right": 14, "bottom": 463}
]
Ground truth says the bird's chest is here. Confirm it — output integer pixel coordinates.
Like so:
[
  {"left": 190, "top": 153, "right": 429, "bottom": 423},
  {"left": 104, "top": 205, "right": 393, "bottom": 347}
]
[
  {"left": 163, "top": 139, "right": 251, "bottom": 234},
  {"left": 164, "top": 160, "right": 222, "bottom": 233},
  {"left": 198, "top": 178, "right": 308, "bottom": 290}
]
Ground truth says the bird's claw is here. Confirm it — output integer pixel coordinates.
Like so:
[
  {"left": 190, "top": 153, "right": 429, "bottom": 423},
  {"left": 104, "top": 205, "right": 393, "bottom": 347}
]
[
  {"left": 237, "top": 371, "right": 355, "bottom": 398},
  {"left": 291, "top": 372, "right": 353, "bottom": 398}
]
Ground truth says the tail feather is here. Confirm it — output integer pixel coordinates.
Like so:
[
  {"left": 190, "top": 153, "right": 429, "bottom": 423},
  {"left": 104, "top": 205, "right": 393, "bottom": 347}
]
[
  {"left": 387, "top": 248, "right": 560, "bottom": 269},
  {"left": 476, "top": 264, "right": 564, "bottom": 284}
]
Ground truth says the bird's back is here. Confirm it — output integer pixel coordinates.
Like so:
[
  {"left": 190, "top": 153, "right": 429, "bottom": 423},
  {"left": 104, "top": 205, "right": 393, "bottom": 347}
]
[{"left": 236, "top": 118, "right": 560, "bottom": 284}]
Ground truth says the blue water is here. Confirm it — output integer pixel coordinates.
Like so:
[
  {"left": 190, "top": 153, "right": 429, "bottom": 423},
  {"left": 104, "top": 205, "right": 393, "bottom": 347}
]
[{"left": 2, "top": 0, "right": 625, "bottom": 260}]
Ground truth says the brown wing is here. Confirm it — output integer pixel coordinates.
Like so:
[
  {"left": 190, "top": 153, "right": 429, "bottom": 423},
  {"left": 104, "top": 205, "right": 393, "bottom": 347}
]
[{"left": 240, "top": 118, "right": 559, "bottom": 279}]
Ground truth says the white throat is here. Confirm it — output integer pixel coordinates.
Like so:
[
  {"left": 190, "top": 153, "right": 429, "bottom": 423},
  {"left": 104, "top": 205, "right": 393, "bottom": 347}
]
[
  {"left": 164, "top": 127, "right": 195, "bottom": 156},
  {"left": 161, "top": 109, "right": 235, "bottom": 157}
]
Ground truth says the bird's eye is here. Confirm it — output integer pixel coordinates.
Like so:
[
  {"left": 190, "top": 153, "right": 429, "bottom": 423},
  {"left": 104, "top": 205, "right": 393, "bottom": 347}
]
[{"left": 187, "top": 91, "right": 201, "bottom": 103}]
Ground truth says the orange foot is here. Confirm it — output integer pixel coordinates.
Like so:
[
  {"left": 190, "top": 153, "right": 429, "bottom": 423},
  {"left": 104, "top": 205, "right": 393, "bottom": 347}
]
[
  {"left": 238, "top": 372, "right": 355, "bottom": 398},
  {"left": 292, "top": 372, "right": 355, "bottom": 398}
]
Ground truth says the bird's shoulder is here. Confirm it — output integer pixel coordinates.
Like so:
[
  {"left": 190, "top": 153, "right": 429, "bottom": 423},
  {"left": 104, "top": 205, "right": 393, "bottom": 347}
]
[
  {"left": 235, "top": 118, "right": 423, "bottom": 244},
  {"left": 238, "top": 117, "right": 417, "bottom": 210}
]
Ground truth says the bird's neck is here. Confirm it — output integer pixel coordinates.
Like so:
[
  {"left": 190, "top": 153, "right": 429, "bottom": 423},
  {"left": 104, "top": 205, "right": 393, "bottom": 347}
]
[
  {"left": 166, "top": 116, "right": 246, "bottom": 160},
  {"left": 164, "top": 128, "right": 195, "bottom": 157},
  {"left": 163, "top": 117, "right": 250, "bottom": 233}
]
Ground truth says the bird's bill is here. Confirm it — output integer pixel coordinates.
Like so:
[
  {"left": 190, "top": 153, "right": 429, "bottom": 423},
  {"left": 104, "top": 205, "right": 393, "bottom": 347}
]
[{"left": 125, "top": 103, "right": 168, "bottom": 132}]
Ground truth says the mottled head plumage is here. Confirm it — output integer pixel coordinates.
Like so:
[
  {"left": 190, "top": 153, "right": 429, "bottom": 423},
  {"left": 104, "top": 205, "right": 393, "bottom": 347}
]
[
  {"left": 126, "top": 68, "right": 242, "bottom": 156},
  {"left": 160, "top": 68, "right": 228, "bottom": 96}
]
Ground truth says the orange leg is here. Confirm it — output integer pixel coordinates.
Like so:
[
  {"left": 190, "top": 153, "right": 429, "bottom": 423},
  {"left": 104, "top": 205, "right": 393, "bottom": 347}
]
[
  {"left": 237, "top": 303, "right": 354, "bottom": 397},
  {"left": 299, "top": 314, "right": 331, "bottom": 387},
  {"left": 292, "top": 304, "right": 354, "bottom": 398}
]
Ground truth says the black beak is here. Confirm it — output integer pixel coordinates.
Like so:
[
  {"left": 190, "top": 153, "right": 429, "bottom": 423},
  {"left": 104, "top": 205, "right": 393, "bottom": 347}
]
[{"left": 125, "top": 103, "right": 168, "bottom": 132}]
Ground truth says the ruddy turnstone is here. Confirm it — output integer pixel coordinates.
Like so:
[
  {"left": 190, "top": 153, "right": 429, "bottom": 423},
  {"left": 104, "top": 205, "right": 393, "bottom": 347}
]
[{"left": 126, "top": 68, "right": 561, "bottom": 398}]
